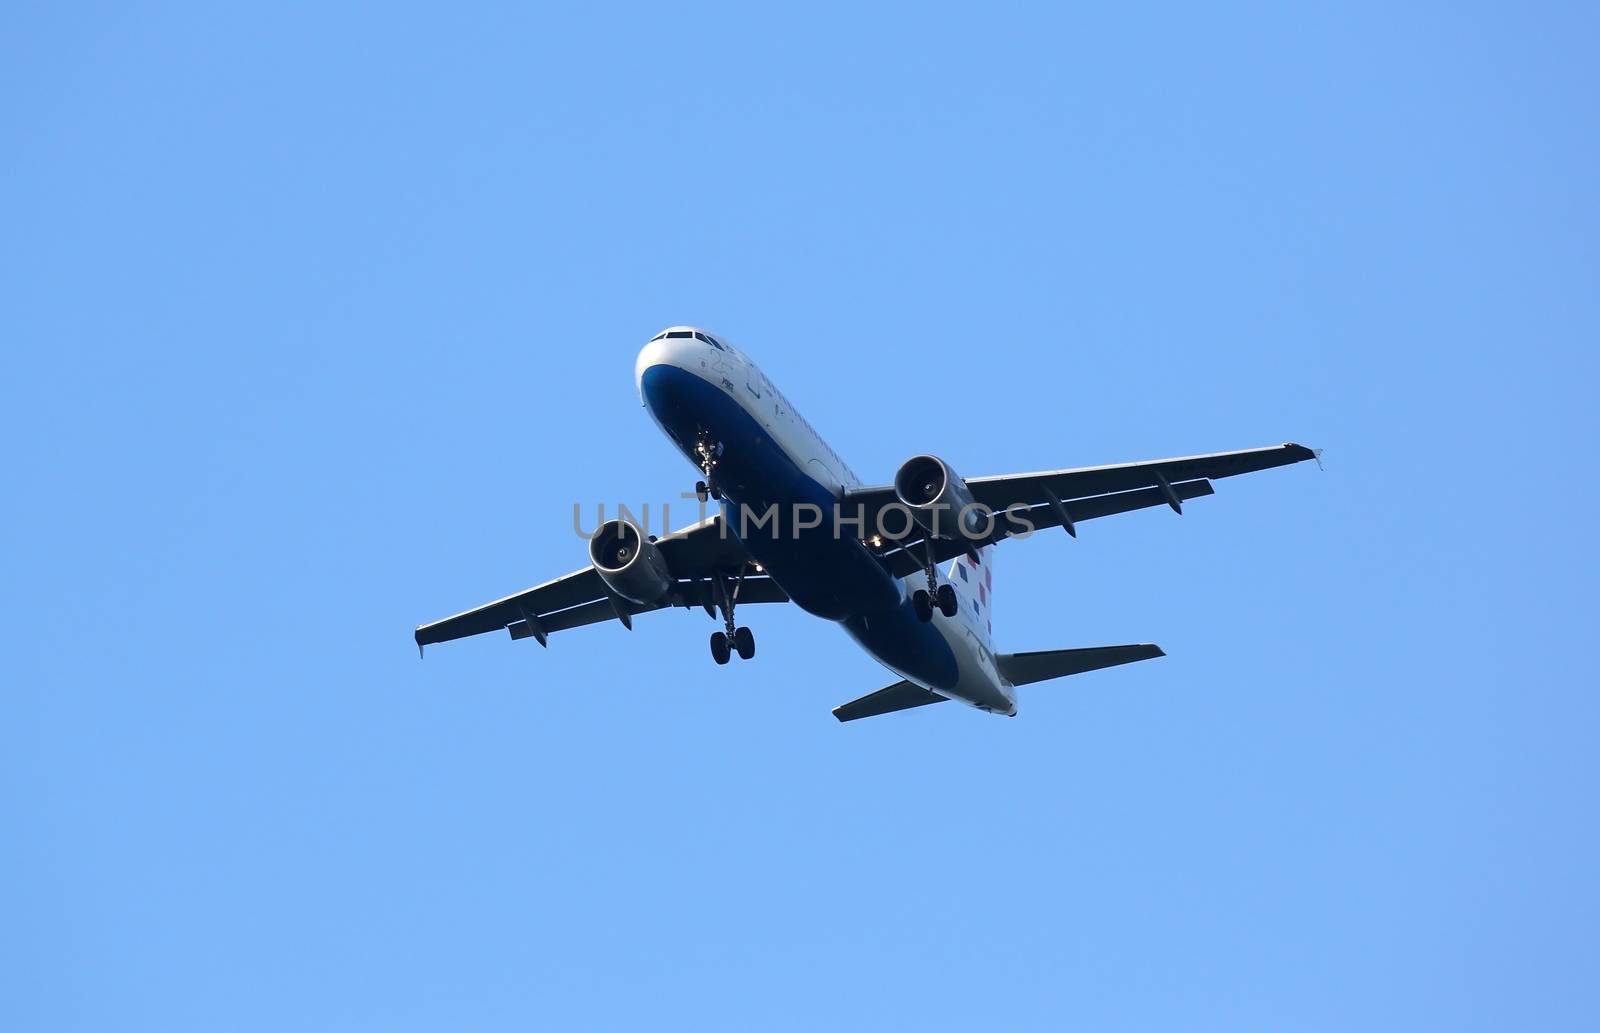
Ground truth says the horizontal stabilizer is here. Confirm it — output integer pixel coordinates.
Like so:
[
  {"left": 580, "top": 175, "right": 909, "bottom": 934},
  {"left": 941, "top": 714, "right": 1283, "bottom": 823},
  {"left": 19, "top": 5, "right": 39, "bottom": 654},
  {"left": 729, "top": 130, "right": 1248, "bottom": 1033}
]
[
  {"left": 997, "top": 644, "right": 1164, "bottom": 687},
  {"left": 832, "top": 680, "right": 948, "bottom": 722}
]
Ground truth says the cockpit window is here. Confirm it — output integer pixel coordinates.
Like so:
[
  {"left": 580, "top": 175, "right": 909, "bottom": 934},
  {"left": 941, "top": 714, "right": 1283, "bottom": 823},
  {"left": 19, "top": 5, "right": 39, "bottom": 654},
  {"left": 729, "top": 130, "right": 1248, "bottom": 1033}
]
[
  {"left": 650, "top": 332, "right": 668, "bottom": 342},
  {"left": 666, "top": 330, "right": 693, "bottom": 339},
  {"left": 694, "top": 331, "right": 727, "bottom": 351}
]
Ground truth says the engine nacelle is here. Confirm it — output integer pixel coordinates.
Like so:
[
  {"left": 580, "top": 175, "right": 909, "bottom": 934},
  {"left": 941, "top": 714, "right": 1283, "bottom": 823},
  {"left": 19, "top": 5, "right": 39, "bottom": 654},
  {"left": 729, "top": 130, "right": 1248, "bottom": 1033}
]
[
  {"left": 588, "top": 518, "right": 674, "bottom": 606},
  {"left": 893, "top": 454, "right": 989, "bottom": 541}
]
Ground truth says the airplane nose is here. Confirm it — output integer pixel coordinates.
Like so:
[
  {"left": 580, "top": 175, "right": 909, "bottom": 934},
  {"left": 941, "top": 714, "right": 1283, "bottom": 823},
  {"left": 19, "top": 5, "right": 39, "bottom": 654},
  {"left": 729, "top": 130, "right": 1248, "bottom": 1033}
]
[
  {"left": 635, "top": 331, "right": 705, "bottom": 398},
  {"left": 635, "top": 339, "right": 664, "bottom": 392},
  {"left": 635, "top": 337, "right": 676, "bottom": 398}
]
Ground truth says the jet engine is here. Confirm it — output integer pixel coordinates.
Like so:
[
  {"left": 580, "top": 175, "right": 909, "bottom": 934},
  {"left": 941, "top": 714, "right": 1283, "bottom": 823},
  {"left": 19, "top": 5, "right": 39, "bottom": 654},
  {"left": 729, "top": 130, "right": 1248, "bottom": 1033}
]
[
  {"left": 588, "top": 518, "right": 674, "bottom": 605},
  {"left": 893, "top": 454, "right": 990, "bottom": 541}
]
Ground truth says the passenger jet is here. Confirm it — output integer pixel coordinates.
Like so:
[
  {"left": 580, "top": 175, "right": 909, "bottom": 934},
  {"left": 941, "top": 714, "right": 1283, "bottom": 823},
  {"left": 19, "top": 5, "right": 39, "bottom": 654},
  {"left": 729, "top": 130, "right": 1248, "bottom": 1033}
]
[{"left": 416, "top": 327, "right": 1318, "bottom": 721}]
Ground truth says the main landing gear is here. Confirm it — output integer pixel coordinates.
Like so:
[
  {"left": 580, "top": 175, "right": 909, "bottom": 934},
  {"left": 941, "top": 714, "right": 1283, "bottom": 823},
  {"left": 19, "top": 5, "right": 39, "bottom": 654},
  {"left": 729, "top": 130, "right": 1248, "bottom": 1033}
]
[
  {"left": 710, "top": 626, "right": 755, "bottom": 665},
  {"left": 708, "top": 569, "right": 756, "bottom": 665},
  {"left": 694, "top": 437, "right": 724, "bottom": 503},
  {"left": 912, "top": 584, "right": 959, "bottom": 622},
  {"left": 910, "top": 542, "right": 959, "bottom": 622}
]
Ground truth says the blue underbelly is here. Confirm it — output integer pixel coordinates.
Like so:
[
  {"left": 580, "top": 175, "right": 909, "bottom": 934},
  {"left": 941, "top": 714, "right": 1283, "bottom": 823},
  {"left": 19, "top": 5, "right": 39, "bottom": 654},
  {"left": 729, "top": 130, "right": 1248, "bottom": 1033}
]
[
  {"left": 640, "top": 363, "right": 960, "bottom": 690},
  {"left": 641, "top": 364, "right": 898, "bottom": 618}
]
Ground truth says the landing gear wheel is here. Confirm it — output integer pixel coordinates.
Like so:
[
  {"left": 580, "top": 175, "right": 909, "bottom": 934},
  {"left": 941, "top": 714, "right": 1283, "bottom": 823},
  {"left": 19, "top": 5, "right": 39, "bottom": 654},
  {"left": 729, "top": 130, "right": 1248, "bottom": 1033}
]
[
  {"left": 912, "top": 589, "right": 933, "bottom": 622},
  {"left": 695, "top": 480, "right": 710, "bottom": 504},
  {"left": 710, "top": 631, "right": 731, "bottom": 665},
  {"left": 936, "top": 583, "right": 959, "bottom": 618},
  {"left": 733, "top": 625, "right": 755, "bottom": 660}
]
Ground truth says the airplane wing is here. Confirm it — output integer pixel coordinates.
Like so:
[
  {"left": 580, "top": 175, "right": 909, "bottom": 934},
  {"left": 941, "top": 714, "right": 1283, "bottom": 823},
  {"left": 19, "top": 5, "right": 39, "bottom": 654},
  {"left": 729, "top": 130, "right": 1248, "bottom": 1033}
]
[
  {"left": 414, "top": 514, "right": 786, "bottom": 653},
  {"left": 961, "top": 442, "right": 1319, "bottom": 509},
  {"left": 844, "top": 443, "right": 1318, "bottom": 576}
]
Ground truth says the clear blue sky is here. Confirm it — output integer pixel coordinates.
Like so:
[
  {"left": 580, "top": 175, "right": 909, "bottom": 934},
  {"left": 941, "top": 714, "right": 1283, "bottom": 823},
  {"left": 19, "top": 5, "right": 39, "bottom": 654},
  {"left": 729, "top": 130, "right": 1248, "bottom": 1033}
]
[{"left": 5, "top": 3, "right": 1596, "bottom": 1030}]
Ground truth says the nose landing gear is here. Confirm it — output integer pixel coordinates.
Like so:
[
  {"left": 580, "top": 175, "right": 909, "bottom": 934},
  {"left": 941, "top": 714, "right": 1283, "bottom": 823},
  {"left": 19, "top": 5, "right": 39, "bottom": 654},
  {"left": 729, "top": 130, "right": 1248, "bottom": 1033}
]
[{"left": 695, "top": 438, "right": 724, "bottom": 502}]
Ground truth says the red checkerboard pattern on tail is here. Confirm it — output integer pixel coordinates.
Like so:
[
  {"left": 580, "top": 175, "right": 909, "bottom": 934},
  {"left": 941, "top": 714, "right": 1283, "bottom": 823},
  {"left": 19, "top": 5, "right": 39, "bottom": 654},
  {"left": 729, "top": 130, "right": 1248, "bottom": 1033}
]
[{"left": 948, "top": 545, "right": 994, "bottom": 646}]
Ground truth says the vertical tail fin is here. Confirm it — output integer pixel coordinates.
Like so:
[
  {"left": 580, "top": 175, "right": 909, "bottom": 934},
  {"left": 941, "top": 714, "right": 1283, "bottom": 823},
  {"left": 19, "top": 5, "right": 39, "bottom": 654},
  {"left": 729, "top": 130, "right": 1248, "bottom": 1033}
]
[{"left": 946, "top": 545, "right": 994, "bottom": 646}]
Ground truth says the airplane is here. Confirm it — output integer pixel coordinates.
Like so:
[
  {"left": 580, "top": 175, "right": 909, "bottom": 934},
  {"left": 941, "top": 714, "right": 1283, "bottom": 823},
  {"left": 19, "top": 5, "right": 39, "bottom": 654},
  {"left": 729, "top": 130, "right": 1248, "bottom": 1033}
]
[{"left": 415, "top": 327, "right": 1319, "bottom": 721}]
